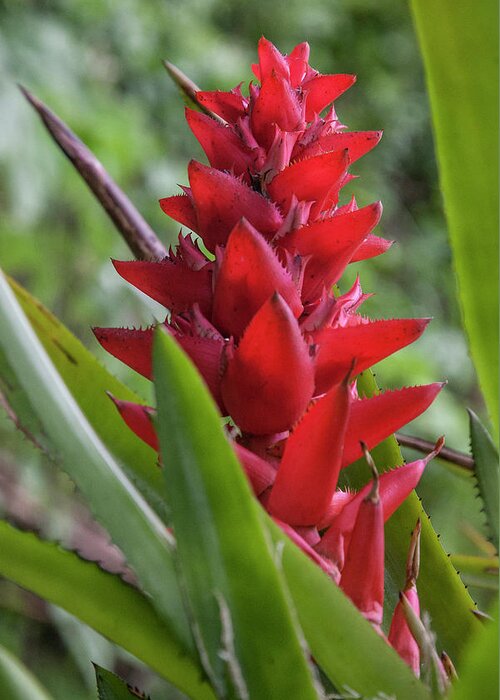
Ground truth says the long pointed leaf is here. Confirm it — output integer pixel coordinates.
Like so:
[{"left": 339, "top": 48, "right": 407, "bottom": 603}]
[
  {"left": 0, "top": 521, "right": 214, "bottom": 700},
  {"left": 0, "top": 270, "right": 191, "bottom": 653},
  {"left": 153, "top": 330, "right": 430, "bottom": 700},
  {"left": 410, "top": 0, "right": 499, "bottom": 434},
  {"left": 154, "top": 328, "right": 319, "bottom": 700}
]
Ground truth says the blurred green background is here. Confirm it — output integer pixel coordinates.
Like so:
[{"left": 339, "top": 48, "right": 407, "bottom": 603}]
[{"left": 0, "top": 1, "right": 493, "bottom": 697}]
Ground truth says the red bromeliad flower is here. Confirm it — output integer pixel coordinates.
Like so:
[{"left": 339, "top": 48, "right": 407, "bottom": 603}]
[{"left": 95, "top": 38, "right": 445, "bottom": 673}]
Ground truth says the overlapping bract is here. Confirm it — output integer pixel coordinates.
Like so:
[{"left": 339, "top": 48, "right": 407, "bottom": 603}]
[{"left": 95, "top": 38, "right": 444, "bottom": 674}]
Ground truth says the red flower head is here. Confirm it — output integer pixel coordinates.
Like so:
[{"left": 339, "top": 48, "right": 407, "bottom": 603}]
[{"left": 96, "top": 37, "right": 445, "bottom": 671}]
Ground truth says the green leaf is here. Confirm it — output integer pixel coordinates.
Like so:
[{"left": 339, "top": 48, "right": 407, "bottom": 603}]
[
  {"left": 0, "top": 270, "right": 191, "bottom": 653},
  {"left": 153, "top": 328, "right": 319, "bottom": 700},
  {"left": 352, "top": 371, "right": 482, "bottom": 664},
  {"left": 410, "top": 0, "right": 499, "bottom": 435},
  {"left": 94, "top": 664, "right": 149, "bottom": 700},
  {"left": 0, "top": 643, "right": 54, "bottom": 700},
  {"left": 0, "top": 521, "right": 214, "bottom": 700},
  {"left": 4, "top": 276, "right": 166, "bottom": 512},
  {"left": 469, "top": 409, "right": 499, "bottom": 549},
  {"left": 153, "top": 329, "right": 430, "bottom": 700},
  {"left": 450, "top": 604, "right": 499, "bottom": 700}
]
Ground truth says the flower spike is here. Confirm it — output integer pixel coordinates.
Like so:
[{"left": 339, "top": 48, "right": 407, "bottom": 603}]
[
  {"left": 93, "top": 326, "right": 154, "bottom": 378},
  {"left": 185, "top": 108, "right": 257, "bottom": 177},
  {"left": 95, "top": 38, "right": 446, "bottom": 665}
]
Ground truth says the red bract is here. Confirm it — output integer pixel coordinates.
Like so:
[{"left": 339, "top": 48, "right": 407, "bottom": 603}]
[
  {"left": 340, "top": 469, "right": 385, "bottom": 627},
  {"left": 112, "top": 254, "right": 213, "bottom": 317},
  {"left": 220, "top": 293, "right": 315, "bottom": 435},
  {"left": 95, "top": 37, "right": 444, "bottom": 671},
  {"left": 268, "top": 378, "right": 350, "bottom": 526},
  {"left": 388, "top": 520, "right": 422, "bottom": 675},
  {"left": 281, "top": 202, "right": 383, "bottom": 303},
  {"left": 212, "top": 218, "right": 302, "bottom": 338},
  {"left": 108, "top": 395, "right": 159, "bottom": 452}
]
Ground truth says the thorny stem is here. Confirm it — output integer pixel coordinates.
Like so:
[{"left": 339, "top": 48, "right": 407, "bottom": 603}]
[
  {"left": 19, "top": 85, "right": 167, "bottom": 262},
  {"left": 396, "top": 431, "right": 474, "bottom": 471}
]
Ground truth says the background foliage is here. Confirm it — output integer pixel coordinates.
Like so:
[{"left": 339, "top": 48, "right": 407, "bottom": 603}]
[{"left": 0, "top": 1, "right": 495, "bottom": 697}]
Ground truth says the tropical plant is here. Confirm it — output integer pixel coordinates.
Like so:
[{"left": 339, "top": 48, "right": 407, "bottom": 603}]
[{"left": 0, "top": 22, "right": 497, "bottom": 700}]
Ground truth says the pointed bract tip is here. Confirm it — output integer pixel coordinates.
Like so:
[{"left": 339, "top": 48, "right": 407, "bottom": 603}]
[
  {"left": 162, "top": 59, "right": 175, "bottom": 74},
  {"left": 18, "top": 84, "right": 45, "bottom": 114},
  {"left": 425, "top": 435, "right": 446, "bottom": 464},
  {"left": 434, "top": 435, "right": 446, "bottom": 453},
  {"left": 162, "top": 59, "right": 199, "bottom": 91},
  {"left": 361, "top": 441, "right": 379, "bottom": 502},
  {"left": 105, "top": 390, "right": 117, "bottom": 404},
  {"left": 342, "top": 357, "right": 358, "bottom": 386},
  {"left": 440, "top": 651, "right": 458, "bottom": 681},
  {"left": 406, "top": 519, "right": 421, "bottom": 583},
  {"left": 18, "top": 83, "right": 33, "bottom": 101}
]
